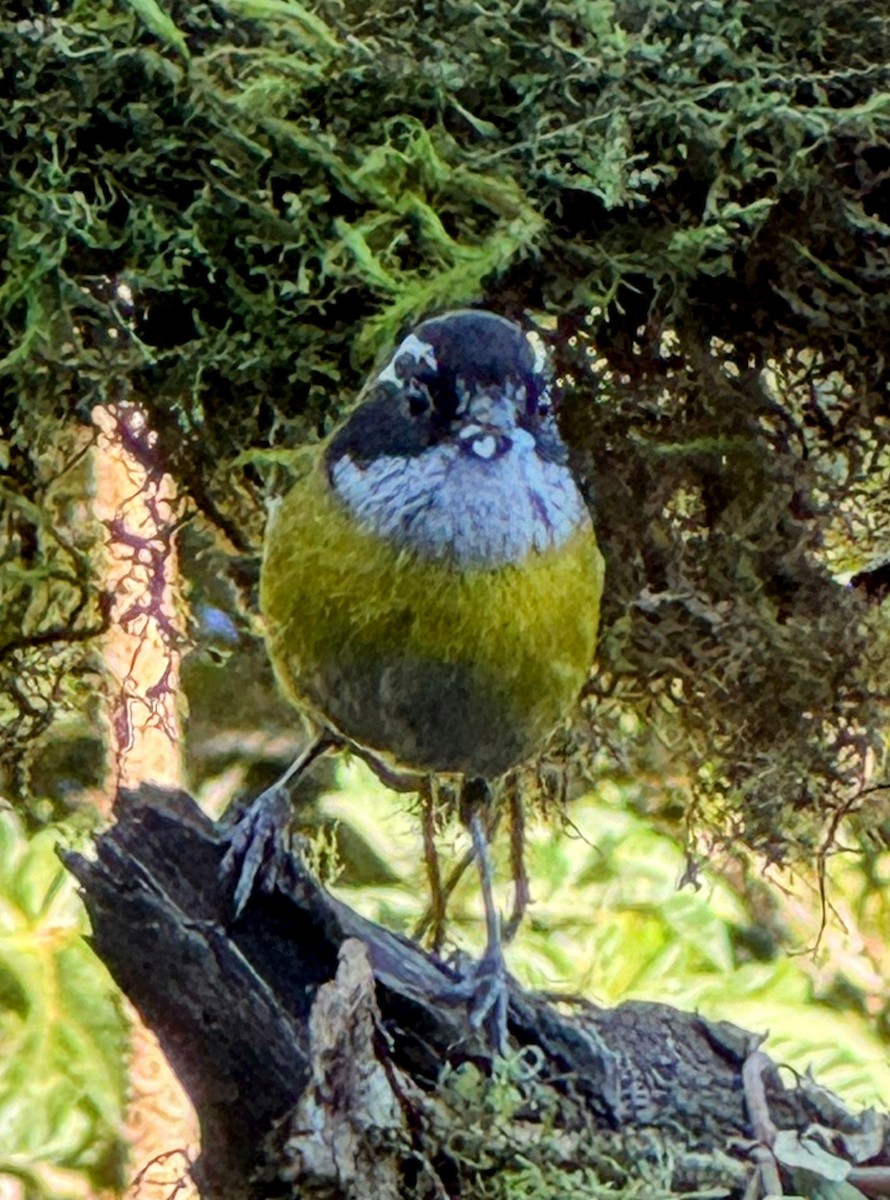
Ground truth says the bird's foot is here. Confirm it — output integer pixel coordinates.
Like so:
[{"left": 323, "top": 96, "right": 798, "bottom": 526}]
[
  {"left": 219, "top": 785, "right": 294, "bottom": 917},
  {"left": 438, "top": 946, "right": 511, "bottom": 1058},
  {"left": 220, "top": 734, "right": 336, "bottom": 915},
  {"left": 466, "top": 940, "right": 511, "bottom": 1057},
  {"left": 444, "top": 799, "right": 511, "bottom": 1056}
]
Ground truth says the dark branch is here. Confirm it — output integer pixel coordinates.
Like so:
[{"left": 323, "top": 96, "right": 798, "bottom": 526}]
[{"left": 64, "top": 787, "right": 890, "bottom": 1200}]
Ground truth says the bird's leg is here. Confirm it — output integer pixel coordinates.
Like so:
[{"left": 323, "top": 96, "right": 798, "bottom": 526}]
[
  {"left": 503, "top": 778, "right": 529, "bottom": 944},
  {"left": 462, "top": 777, "right": 510, "bottom": 1056},
  {"left": 220, "top": 731, "right": 338, "bottom": 915},
  {"left": 413, "top": 793, "right": 505, "bottom": 944}
]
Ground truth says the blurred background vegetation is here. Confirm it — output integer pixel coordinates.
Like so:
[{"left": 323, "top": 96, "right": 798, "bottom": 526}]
[{"left": 2, "top": 0, "right": 890, "bottom": 1195}]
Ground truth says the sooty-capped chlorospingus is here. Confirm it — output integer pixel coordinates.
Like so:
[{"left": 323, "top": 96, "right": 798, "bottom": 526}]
[{"left": 229, "top": 308, "right": 604, "bottom": 1050}]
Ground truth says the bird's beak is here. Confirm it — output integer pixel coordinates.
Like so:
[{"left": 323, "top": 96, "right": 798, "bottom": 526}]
[{"left": 461, "top": 389, "right": 520, "bottom": 432}]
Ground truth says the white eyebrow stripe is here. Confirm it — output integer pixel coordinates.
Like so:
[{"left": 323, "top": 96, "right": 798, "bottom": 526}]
[
  {"left": 376, "top": 333, "right": 437, "bottom": 385},
  {"left": 527, "top": 330, "right": 549, "bottom": 377}
]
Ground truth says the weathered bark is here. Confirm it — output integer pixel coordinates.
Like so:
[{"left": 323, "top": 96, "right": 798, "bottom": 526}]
[{"left": 64, "top": 786, "right": 890, "bottom": 1200}]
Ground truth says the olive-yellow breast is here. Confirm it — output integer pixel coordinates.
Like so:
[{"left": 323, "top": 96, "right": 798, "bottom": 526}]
[{"left": 260, "top": 310, "right": 604, "bottom": 780}]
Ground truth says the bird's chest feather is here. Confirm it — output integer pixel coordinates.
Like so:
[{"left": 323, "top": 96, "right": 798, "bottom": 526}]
[{"left": 261, "top": 463, "right": 604, "bottom": 776}]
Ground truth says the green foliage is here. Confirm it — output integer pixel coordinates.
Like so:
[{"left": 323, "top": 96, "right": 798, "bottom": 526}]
[
  {"left": 0, "top": 430, "right": 107, "bottom": 813},
  {"left": 0, "top": 811, "right": 128, "bottom": 1198},
  {"left": 3, "top": 0, "right": 890, "bottom": 868},
  {"left": 328, "top": 761, "right": 890, "bottom": 1111},
  {"left": 420, "top": 1054, "right": 692, "bottom": 1199}
]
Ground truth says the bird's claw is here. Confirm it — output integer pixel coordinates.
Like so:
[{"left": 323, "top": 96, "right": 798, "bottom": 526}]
[
  {"left": 442, "top": 944, "right": 511, "bottom": 1057},
  {"left": 219, "top": 734, "right": 335, "bottom": 916},
  {"left": 220, "top": 786, "right": 293, "bottom": 917},
  {"left": 467, "top": 944, "right": 511, "bottom": 1057}
]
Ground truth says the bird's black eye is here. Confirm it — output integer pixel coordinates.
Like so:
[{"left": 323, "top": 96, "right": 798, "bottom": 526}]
[
  {"left": 394, "top": 352, "right": 416, "bottom": 379},
  {"left": 417, "top": 367, "right": 458, "bottom": 419},
  {"left": 404, "top": 364, "right": 458, "bottom": 420}
]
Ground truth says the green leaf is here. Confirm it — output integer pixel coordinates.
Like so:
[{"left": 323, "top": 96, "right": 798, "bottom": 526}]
[{"left": 0, "top": 813, "right": 128, "bottom": 1197}]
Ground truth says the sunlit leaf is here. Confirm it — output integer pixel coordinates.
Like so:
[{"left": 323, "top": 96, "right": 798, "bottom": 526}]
[{"left": 0, "top": 813, "right": 128, "bottom": 1198}]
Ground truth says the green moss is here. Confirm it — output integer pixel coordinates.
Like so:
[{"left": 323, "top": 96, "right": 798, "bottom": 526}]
[{"left": 2, "top": 0, "right": 890, "bottom": 860}]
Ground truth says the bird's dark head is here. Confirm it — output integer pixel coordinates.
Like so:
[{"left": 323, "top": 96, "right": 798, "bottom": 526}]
[
  {"left": 327, "top": 310, "right": 563, "bottom": 468},
  {"left": 323, "top": 309, "right": 586, "bottom": 568},
  {"left": 385, "top": 309, "right": 550, "bottom": 426}
]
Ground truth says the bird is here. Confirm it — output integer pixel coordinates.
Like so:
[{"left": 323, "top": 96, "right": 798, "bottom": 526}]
[{"left": 226, "top": 308, "right": 605, "bottom": 1051}]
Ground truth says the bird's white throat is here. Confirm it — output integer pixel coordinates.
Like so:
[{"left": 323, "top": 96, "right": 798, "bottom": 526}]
[{"left": 330, "top": 437, "right": 590, "bottom": 567}]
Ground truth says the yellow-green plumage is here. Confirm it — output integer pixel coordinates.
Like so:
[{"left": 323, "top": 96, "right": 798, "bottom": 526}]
[{"left": 261, "top": 463, "right": 604, "bottom": 778}]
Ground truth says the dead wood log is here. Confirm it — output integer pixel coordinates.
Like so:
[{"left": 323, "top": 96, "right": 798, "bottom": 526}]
[{"left": 63, "top": 786, "right": 890, "bottom": 1200}]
